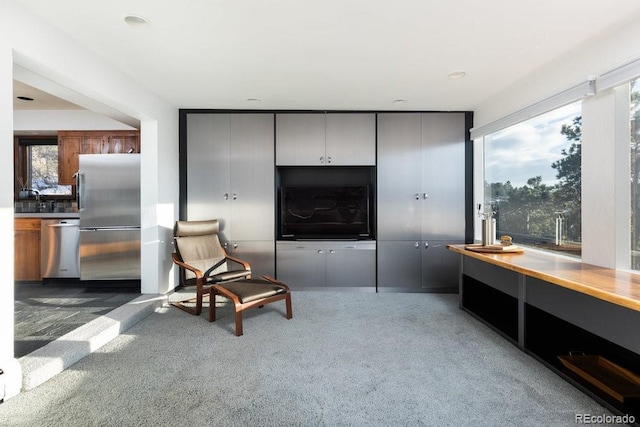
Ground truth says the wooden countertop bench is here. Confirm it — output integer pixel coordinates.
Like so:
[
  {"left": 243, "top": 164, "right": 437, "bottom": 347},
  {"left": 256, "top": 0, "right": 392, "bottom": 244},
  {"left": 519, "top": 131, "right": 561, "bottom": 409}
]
[{"left": 447, "top": 244, "right": 640, "bottom": 313}]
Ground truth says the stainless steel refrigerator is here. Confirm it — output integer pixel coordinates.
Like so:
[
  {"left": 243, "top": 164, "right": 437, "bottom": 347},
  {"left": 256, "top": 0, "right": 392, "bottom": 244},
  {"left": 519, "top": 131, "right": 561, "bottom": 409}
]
[{"left": 77, "top": 153, "right": 141, "bottom": 281}]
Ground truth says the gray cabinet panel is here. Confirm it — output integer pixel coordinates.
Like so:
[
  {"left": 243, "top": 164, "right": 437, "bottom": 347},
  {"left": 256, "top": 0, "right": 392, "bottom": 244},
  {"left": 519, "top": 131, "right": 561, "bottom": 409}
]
[
  {"left": 276, "top": 113, "right": 376, "bottom": 166},
  {"left": 186, "top": 113, "right": 275, "bottom": 274},
  {"left": 421, "top": 240, "right": 462, "bottom": 290},
  {"left": 421, "top": 113, "right": 466, "bottom": 240},
  {"left": 377, "top": 113, "right": 422, "bottom": 241},
  {"left": 229, "top": 114, "right": 274, "bottom": 242},
  {"left": 225, "top": 240, "right": 275, "bottom": 278},
  {"left": 377, "top": 113, "right": 466, "bottom": 291},
  {"left": 276, "top": 243, "right": 326, "bottom": 287},
  {"left": 326, "top": 245, "right": 376, "bottom": 286},
  {"left": 276, "top": 113, "right": 325, "bottom": 165},
  {"left": 325, "top": 113, "right": 376, "bottom": 165},
  {"left": 186, "top": 114, "right": 231, "bottom": 222},
  {"left": 377, "top": 240, "right": 422, "bottom": 289},
  {"left": 378, "top": 240, "right": 460, "bottom": 291},
  {"left": 277, "top": 241, "right": 375, "bottom": 288}
]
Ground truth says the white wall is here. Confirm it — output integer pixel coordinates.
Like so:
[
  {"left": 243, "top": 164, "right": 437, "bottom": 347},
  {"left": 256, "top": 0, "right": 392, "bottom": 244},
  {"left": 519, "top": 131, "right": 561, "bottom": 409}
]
[
  {"left": 0, "top": 2, "right": 179, "bottom": 399},
  {"left": 473, "top": 16, "right": 640, "bottom": 131}
]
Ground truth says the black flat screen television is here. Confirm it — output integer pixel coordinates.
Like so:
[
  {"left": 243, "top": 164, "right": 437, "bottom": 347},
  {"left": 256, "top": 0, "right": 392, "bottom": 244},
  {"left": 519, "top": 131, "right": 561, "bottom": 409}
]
[{"left": 279, "top": 185, "right": 372, "bottom": 239}]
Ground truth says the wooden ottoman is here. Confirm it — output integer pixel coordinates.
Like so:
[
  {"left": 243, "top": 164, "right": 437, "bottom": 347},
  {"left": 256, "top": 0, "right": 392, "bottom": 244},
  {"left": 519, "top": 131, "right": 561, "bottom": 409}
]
[{"left": 208, "top": 275, "right": 292, "bottom": 336}]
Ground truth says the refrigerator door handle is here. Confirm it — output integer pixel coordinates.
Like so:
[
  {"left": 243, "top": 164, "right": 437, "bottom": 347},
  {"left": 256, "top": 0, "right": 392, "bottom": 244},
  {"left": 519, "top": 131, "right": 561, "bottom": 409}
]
[
  {"left": 75, "top": 172, "right": 85, "bottom": 212},
  {"left": 81, "top": 226, "right": 141, "bottom": 232}
]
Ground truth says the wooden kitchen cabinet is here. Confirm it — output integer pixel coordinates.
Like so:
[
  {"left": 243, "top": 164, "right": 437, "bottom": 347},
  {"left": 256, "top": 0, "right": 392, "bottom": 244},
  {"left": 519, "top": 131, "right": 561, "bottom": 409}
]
[
  {"left": 81, "top": 134, "right": 106, "bottom": 154},
  {"left": 15, "top": 218, "right": 41, "bottom": 281},
  {"left": 58, "top": 131, "right": 140, "bottom": 184},
  {"left": 58, "top": 134, "right": 81, "bottom": 185},
  {"left": 104, "top": 133, "right": 140, "bottom": 153}
]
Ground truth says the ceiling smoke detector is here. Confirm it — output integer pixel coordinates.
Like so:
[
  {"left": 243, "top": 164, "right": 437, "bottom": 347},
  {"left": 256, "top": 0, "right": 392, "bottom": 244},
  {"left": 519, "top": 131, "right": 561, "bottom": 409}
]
[
  {"left": 448, "top": 71, "right": 467, "bottom": 79},
  {"left": 124, "top": 14, "right": 151, "bottom": 28}
]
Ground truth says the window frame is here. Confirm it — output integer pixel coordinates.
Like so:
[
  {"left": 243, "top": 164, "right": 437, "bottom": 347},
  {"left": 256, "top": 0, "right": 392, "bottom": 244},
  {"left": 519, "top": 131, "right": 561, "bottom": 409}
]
[
  {"left": 14, "top": 135, "right": 74, "bottom": 200},
  {"left": 479, "top": 101, "right": 583, "bottom": 258}
]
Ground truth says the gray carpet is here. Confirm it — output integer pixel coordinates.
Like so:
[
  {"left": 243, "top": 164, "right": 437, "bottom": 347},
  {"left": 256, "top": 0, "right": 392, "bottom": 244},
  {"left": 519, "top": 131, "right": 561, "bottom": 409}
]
[{"left": 0, "top": 292, "right": 610, "bottom": 426}]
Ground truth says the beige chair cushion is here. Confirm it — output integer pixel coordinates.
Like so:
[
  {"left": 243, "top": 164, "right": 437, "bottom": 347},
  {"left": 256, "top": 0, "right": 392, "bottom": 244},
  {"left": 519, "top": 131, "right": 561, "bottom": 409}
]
[
  {"left": 175, "top": 219, "right": 220, "bottom": 237},
  {"left": 175, "top": 234, "right": 228, "bottom": 280},
  {"left": 220, "top": 280, "right": 287, "bottom": 304}
]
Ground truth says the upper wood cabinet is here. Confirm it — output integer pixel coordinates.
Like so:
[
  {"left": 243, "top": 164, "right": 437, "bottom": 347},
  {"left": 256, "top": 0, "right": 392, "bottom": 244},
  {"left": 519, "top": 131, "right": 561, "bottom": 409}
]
[
  {"left": 58, "top": 134, "right": 81, "bottom": 185},
  {"left": 276, "top": 113, "right": 375, "bottom": 166},
  {"left": 58, "top": 131, "right": 140, "bottom": 184}
]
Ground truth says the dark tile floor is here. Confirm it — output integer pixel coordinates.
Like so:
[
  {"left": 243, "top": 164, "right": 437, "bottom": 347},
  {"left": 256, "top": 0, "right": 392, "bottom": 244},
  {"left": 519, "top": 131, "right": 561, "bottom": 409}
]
[{"left": 14, "top": 280, "right": 140, "bottom": 358}]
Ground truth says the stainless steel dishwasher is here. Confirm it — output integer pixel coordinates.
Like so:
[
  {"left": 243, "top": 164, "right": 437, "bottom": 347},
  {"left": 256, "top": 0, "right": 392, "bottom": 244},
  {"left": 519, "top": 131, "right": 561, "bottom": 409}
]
[{"left": 41, "top": 219, "right": 80, "bottom": 278}]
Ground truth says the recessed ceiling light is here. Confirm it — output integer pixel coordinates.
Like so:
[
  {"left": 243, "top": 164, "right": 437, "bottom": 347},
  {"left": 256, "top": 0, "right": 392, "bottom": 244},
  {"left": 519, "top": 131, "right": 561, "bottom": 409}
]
[
  {"left": 124, "top": 14, "right": 151, "bottom": 28},
  {"left": 448, "top": 70, "right": 467, "bottom": 79},
  {"left": 393, "top": 99, "right": 407, "bottom": 104},
  {"left": 17, "top": 96, "right": 34, "bottom": 101}
]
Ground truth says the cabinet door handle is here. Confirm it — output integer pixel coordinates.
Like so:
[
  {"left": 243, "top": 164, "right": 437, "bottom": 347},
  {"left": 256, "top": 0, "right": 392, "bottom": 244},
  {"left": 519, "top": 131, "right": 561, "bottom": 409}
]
[
  {"left": 329, "top": 250, "right": 336, "bottom": 254},
  {"left": 423, "top": 193, "right": 428, "bottom": 199},
  {"left": 319, "top": 156, "right": 324, "bottom": 164},
  {"left": 415, "top": 193, "right": 420, "bottom": 200},
  {"left": 224, "top": 193, "right": 229, "bottom": 200},
  {"left": 424, "top": 242, "right": 429, "bottom": 249},
  {"left": 317, "top": 250, "right": 324, "bottom": 254},
  {"left": 232, "top": 193, "right": 238, "bottom": 200},
  {"left": 233, "top": 243, "right": 238, "bottom": 249},
  {"left": 327, "top": 156, "right": 332, "bottom": 164},
  {"left": 414, "top": 242, "right": 420, "bottom": 248}
]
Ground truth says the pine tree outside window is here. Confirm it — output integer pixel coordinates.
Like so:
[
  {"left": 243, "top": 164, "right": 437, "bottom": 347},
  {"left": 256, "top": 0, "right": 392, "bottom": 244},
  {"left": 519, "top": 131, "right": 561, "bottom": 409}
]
[{"left": 483, "top": 102, "right": 582, "bottom": 257}]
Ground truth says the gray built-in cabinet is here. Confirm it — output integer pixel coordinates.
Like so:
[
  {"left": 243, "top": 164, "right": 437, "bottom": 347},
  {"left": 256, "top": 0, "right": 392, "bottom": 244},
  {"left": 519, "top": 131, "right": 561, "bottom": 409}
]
[
  {"left": 276, "top": 113, "right": 376, "bottom": 166},
  {"left": 181, "top": 110, "right": 469, "bottom": 291},
  {"left": 185, "top": 113, "right": 275, "bottom": 276},
  {"left": 276, "top": 241, "right": 376, "bottom": 289},
  {"left": 377, "top": 113, "right": 466, "bottom": 292},
  {"left": 275, "top": 112, "right": 377, "bottom": 290}
]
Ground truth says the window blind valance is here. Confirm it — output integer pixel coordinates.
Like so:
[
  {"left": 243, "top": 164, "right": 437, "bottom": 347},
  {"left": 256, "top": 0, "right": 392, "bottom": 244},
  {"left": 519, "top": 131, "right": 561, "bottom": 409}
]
[{"left": 472, "top": 55, "right": 640, "bottom": 141}]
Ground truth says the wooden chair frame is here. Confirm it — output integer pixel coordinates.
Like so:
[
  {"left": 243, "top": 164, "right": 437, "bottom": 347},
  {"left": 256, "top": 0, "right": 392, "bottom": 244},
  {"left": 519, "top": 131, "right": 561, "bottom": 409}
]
[{"left": 171, "top": 251, "right": 251, "bottom": 316}]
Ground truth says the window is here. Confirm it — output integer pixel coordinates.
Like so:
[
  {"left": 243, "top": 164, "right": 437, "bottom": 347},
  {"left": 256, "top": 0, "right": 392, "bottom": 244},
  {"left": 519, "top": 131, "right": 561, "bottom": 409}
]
[
  {"left": 631, "top": 79, "right": 640, "bottom": 269},
  {"left": 16, "top": 138, "right": 72, "bottom": 196},
  {"left": 483, "top": 101, "right": 582, "bottom": 257}
]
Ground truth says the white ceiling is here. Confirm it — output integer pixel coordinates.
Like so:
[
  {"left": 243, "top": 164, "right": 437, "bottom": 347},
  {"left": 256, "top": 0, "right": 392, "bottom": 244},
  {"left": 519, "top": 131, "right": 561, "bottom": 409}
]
[
  {"left": 13, "top": 80, "right": 82, "bottom": 110},
  {"left": 11, "top": 0, "right": 640, "bottom": 112}
]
